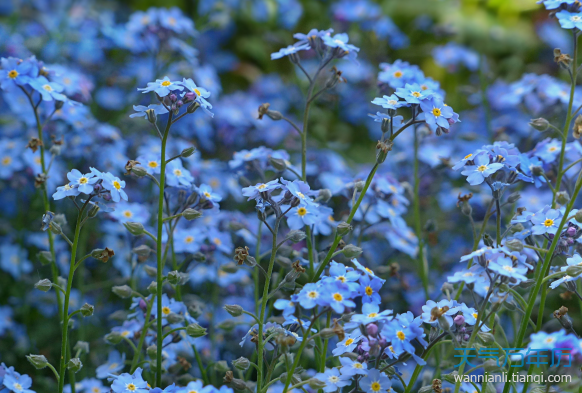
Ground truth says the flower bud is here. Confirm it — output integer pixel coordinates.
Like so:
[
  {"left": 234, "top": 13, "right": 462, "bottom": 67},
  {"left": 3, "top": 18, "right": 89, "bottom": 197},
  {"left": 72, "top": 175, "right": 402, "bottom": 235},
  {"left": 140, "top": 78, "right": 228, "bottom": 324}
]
[
  {"left": 181, "top": 147, "right": 196, "bottom": 158},
  {"left": 112, "top": 285, "right": 133, "bottom": 298},
  {"left": 26, "top": 354, "right": 49, "bottom": 369},
  {"left": 342, "top": 244, "right": 363, "bottom": 259},
  {"left": 35, "top": 278, "right": 52, "bottom": 292},
  {"left": 182, "top": 208, "right": 202, "bottom": 221},
  {"left": 366, "top": 323, "right": 378, "bottom": 337},
  {"left": 438, "top": 315, "right": 451, "bottom": 331},
  {"left": 167, "top": 312, "right": 184, "bottom": 324},
  {"left": 186, "top": 323, "right": 207, "bottom": 338},
  {"left": 336, "top": 222, "right": 352, "bottom": 237},
  {"left": 74, "top": 341, "right": 89, "bottom": 355},
  {"left": 269, "top": 157, "right": 287, "bottom": 172},
  {"left": 131, "top": 166, "right": 148, "bottom": 177},
  {"left": 144, "top": 265, "right": 157, "bottom": 277},
  {"left": 529, "top": 118, "right": 549, "bottom": 131},
  {"left": 441, "top": 282, "right": 454, "bottom": 294},
  {"left": 147, "top": 281, "right": 157, "bottom": 294},
  {"left": 167, "top": 270, "right": 189, "bottom": 286},
  {"left": 318, "top": 188, "right": 332, "bottom": 203},
  {"left": 67, "top": 358, "right": 83, "bottom": 373},
  {"left": 49, "top": 221, "right": 62, "bottom": 235},
  {"left": 91, "top": 248, "right": 115, "bottom": 263},
  {"left": 531, "top": 166, "right": 544, "bottom": 176},
  {"left": 354, "top": 181, "right": 365, "bottom": 191},
  {"left": 215, "top": 360, "right": 230, "bottom": 373},
  {"left": 319, "top": 328, "right": 337, "bottom": 339},
  {"left": 453, "top": 315, "right": 465, "bottom": 326},
  {"left": 307, "top": 378, "right": 327, "bottom": 390},
  {"left": 124, "top": 222, "right": 144, "bottom": 236},
  {"left": 105, "top": 332, "right": 123, "bottom": 344},
  {"left": 88, "top": 203, "right": 100, "bottom": 218},
  {"left": 145, "top": 109, "right": 157, "bottom": 123},
  {"left": 132, "top": 245, "right": 153, "bottom": 257},
  {"left": 187, "top": 101, "right": 200, "bottom": 114},
  {"left": 218, "top": 320, "right": 236, "bottom": 331},
  {"left": 556, "top": 191, "right": 570, "bottom": 205},
  {"left": 566, "top": 265, "right": 582, "bottom": 277},
  {"left": 224, "top": 304, "right": 243, "bottom": 317},
  {"left": 287, "top": 230, "right": 306, "bottom": 243},
  {"left": 507, "top": 192, "right": 521, "bottom": 204},
  {"left": 37, "top": 250, "right": 53, "bottom": 265},
  {"left": 505, "top": 239, "right": 524, "bottom": 252},
  {"left": 574, "top": 114, "right": 582, "bottom": 139},
  {"left": 233, "top": 357, "right": 250, "bottom": 371},
  {"left": 147, "top": 345, "right": 157, "bottom": 358},
  {"left": 80, "top": 303, "right": 94, "bottom": 317}
]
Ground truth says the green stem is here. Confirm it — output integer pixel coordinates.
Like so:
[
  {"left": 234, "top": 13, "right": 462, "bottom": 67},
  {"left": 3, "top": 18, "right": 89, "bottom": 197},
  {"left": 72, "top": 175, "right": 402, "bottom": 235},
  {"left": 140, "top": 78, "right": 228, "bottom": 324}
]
[
  {"left": 156, "top": 112, "right": 173, "bottom": 387},
  {"left": 413, "top": 126, "right": 429, "bottom": 298},
  {"left": 130, "top": 295, "right": 155, "bottom": 373}
]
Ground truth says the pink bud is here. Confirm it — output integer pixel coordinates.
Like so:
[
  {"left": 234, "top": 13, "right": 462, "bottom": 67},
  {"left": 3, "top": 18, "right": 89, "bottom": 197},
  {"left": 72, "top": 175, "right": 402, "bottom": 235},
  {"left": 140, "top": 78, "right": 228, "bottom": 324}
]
[
  {"left": 366, "top": 323, "right": 378, "bottom": 337},
  {"left": 454, "top": 315, "right": 465, "bottom": 326},
  {"left": 567, "top": 227, "right": 577, "bottom": 237}
]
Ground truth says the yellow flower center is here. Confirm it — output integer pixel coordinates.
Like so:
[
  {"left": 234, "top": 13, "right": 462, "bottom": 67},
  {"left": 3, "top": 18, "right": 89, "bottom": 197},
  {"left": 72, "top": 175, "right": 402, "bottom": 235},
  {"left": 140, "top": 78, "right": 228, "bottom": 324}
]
[
  {"left": 258, "top": 184, "right": 267, "bottom": 190},
  {"left": 126, "top": 383, "right": 137, "bottom": 391},
  {"left": 189, "top": 391, "right": 198, "bottom": 393},
  {"left": 396, "top": 331, "right": 406, "bottom": 340},
  {"left": 213, "top": 237, "right": 222, "bottom": 245},
  {"left": 411, "top": 91, "right": 421, "bottom": 97},
  {"left": 371, "top": 382, "right": 382, "bottom": 392},
  {"left": 345, "top": 338, "right": 354, "bottom": 346},
  {"left": 121, "top": 330, "right": 130, "bottom": 337},
  {"left": 42, "top": 84, "right": 53, "bottom": 91},
  {"left": 109, "top": 363, "right": 118, "bottom": 369},
  {"left": 297, "top": 207, "right": 307, "bottom": 216},
  {"left": 307, "top": 290, "right": 318, "bottom": 299},
  {"left": 333, "top": 293, "right": 343, "bottom": 301},
  {"left": 92, "top": 388, "right": 100, "bottom": 393},
  {"left": 8, "top": 70, "right": 18, "bottom": 79},
  {"left": 148, "top": 161, "right": 158, "bottom": 168},
  {"left": 161, "top": 80, "right": 172, "bottom": 87},
  {"left": 185, "top": 236, "right": 194, "bottom": 243},
  {"left": 353, "top": 362, "right": 363, "bottom": 368},
  {"left": 204, "top": 192, "right": 211, "bottom": 198},
  {"left": 113, "top": 181, "right": 121, "bottom": 190},
  {"left": 432, "top": 108, "right": 441, "bottom": 117},
  {"left": 365, "top": 286, "right": 373, "bottom": 296},
  {"left": 162, "top": 306, "right": 171, "bottom": 315},
  {"left": 168, "top": 17, "right": 177, "bottom": 25},
  {"left": 13, "top": 383, "right": 23, "bottom": 391},
  {"left": 368, "top": 312, "right": 378, "bottom": 318},
  {"left": 464, "top": 154, "right": 472, "bottom": 159},
  {"left": 173, "top": 169, "right": 182, "bottom": 176},
  {"left": 194, "top": 88, "right": 201, "bottom": 96},
  {"left": 503, "top": 265, "right": 514, "bottom": 273},
  {"left": 123, "top": 211, "right": 133, "bottom": 218},
  {"left": 79, "top": 177, "right": 88, "bottom": 184},
  {"left": 2, "top": 156, "right": 11, "bottom": 165},
  {"left": 477, "top": 165, "right": 487, "bottom": 172},
  {"left": 337, "top": 276, "right": 346, "bottom": 283},
  {"left": 544, "top": 219, "right": 554, "bottom": 227},
  {"left": 393, "top": 71, "right": 403, "bottom": 78},
  {"left": 549, "top": 146, "right": 558, "bottom": 152}
]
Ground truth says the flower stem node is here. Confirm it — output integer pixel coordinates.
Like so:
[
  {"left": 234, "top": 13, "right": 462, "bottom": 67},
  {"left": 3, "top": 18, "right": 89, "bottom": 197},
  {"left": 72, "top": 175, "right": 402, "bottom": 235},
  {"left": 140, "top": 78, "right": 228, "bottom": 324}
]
[
  {"left": 224, "top": 304, "right": 243, "bottom": 317},
  {"left": 67, "top": 358, "right": 83, "bottom": 373},
  {"left": 186, "top": 323, "right": 207, "bottom": 338},
  {"left": 34, "top": 278, "right": 52, "bottom": 292},
  {"left": 124, "top": 222, "right": 145, "bottom": 236},
  {"left": 26, "top": 354, "right": 49, "bottom": 370}
]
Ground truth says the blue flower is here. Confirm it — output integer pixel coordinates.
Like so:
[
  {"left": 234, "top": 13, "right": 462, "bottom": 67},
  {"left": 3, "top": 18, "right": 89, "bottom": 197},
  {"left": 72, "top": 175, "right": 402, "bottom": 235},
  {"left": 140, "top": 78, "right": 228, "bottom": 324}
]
[
  {"left": 165, "top": 160, "right": 194, "bottom": 187},
  {"left": 29, "top": 76, "right": 67, "bottom": 102},
  {"left": 295, "top": 283, "right": 323, "bottom": 309},
  {"left": 287, "top": 204, "right": 318, "bottom": 229},
  {"left": 322, "top": 33, "right": 360, "bottom": 62},
  {"left": 538, "top": 0, "right": 577, "bottom": 10},
  {"left": 531, "top": 206, "right": 562, "bottom": 235},
  {"left": 67, "top": 169, "right": 98, "bottom": 194},
  {"left": 138, "top": 76, "right": 184, "bottom": 97},
  {"left": 419, "top": 97, "right": 457, "bottom": 132},
  {"left": 395, "top": 83, "right": 433, "bottom": 104},
  {"left": 313, "top": 368, "right": 351, "bottom": 392},
  {"left": 102, "top": 173, "right": 128, "bottom": 203},
  {"left": 358, "top": 275, "right": 383, "bottom": 304},
  {"left": 488, "top": 256, "right": 528, "bottom": 283},
  {"left": 129, "top": 104, "right": 168, "bottom": 119},
  {"left": 359, "top": 369, "right": 391, "bottom": 393},
  {"left": 323, "top": 281, "right": 355, "bottom": 313},
  {"left": 3, "top": 370, "right": 35, "bottom": 393},
  {"left": 332, "top": 333, "right": 362, "bottom": 356},
  {"left": 293, "top": 28, "right": 334, "bottom": 47},
  {"left": 460, "top": 153, "right": 504, "bottom": 185},
  {"left": 136, "top": 154, "right": 161, "bottom": 175},
  {"left": 181, "top": 78, "right": 214, "bottom": 117},
  {"left": 0, "top": 243, "right": 32, "bottom": 280},
  {"left": 371, "top": 94, "right": 406, "bottom": 110},
  {"left": 53, "top": 183, "right": 81, "bottom": 200},
  {"left": 556, "top": 10, "right": 582, "bottom": 29},
  {"left": 242, "top": 180, "right": 282, "bottom": 200},
  {"left": 339, "top": 356, "right": 368, "bottom": 377},
  {"left": 110, "top": 368, "right": 149, "bottom": 393},
  {"left": 271, "top": 43, "right": 310, "bottom": 60},
  {"left": 96, "top": 351, "right": 125, "bottom": 379},
  {"left": 0, "top": 57, "right": 34, "bottom": 89}
]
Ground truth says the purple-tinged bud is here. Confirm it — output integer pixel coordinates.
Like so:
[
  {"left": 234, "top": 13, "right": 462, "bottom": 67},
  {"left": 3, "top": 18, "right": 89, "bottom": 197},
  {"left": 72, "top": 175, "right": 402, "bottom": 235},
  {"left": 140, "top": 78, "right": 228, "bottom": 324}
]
[
  {"left": 366, "top": 323, "right": 378, "bottom": 337},
  {"left": 567, "top": 237, "right": 574, "bottom": 245},
  {"left": 176, "top": 100, "right": 184, "bottom": 108},
  {"left": 169, "top": 94, "right": 177, "bottom": 102},
  {"left": 139, "top": 298, "right": 147, "bottom": 311},
  {"left": 185, "top": 92, "right": 196, "bottom": 101},
  {"left": 454, "top": 315, "right": 465, "bottom": 326},
  {"left": 378, "top": 337, "right": 387, "bottom": 347},
  {"left": 464, "top": 334, "right": 470, "bottom": 341},
  {"left": 460, "top": 327, "right": 466, "bottom": 333},
  {"left": 567, "top": 227, "right": 577, "bottom": 237}
]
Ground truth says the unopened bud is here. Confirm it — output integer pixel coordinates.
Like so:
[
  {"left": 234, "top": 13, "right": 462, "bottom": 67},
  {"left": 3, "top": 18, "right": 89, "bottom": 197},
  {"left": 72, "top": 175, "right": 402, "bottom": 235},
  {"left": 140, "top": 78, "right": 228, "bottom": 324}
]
[
  {"left": 144, "top": 265, "right": 157, "bottom": 277},
  {"left": 337, "top": 222, "right": 352, "bottom": 237},
  {"left": 307, "top": 378, "right": 327, "bottom": 389},
  {"left": 566, "top": 265, "right": 582, "bottom": 277},
  {"left": 105, "top": 332, "right": 123, "bottom": 344},
  {"left": 167, "top": 313, "right": 184, "bottom": 324},
  {"left": 318, "top": 189, "right": 332, "bottom": 202},
  {"left": 37, "top": 250, "right": 53, "bottom": 265},
  {"left": 67, "top": 358, "right": 83, "bottom": 373},
  {"left": 287, "top": 230, "right": 306, "bottom": 243},
  {"left": 147, "top": 281, "right": 157, "bottom": 294},
  {"left": 224, "top": 304, "right": 243, "bottom": 317},
  {"left": 187, "top": 102, "right": 200, "bottom": 114},
  {"left": 35, "top": 279, "right": 52, "bottom": 292},
  {"left": 507, "top": 192, "right": 521, "bottom": 204},
  {"left": 232, "top": 357, "right": 250, "bottom": 371},
  {"left": 529, "top": 118, "right": 549, "bottom": 132},
  {"left": 26, "top": 354, "right": 49, "bottom": 369},
  {"left": 49, "top": 221, "right": 62, "bottom": 235},
  {"left": 74, "top": 341, "right": 89, "bottom": 355},
  {"left": 147, "top": 345, "right": 157, "bottom": 358},
  {"left": 80, "top": 303, "right": 94, "bottom": 317},
  {"left": 269, "top": 157, "right": 287, "bottom": 172},
  {"left": 556, "top": 191, "right": 570, "bottom": 205},
  {"left": 124, "top": 222, "right": 144, "bottom": 236},
  {"left": 505, "top": 239, "right": 524, "bottom": 252},
  {"left": 145, "top": 109, "right": 157, "bottom": 123},
  {"left": 132, "top": 245, "right": 152, "bottom": 257},
  {"left": 112, "top": 285, "right": 133, "bottom": 298},
  {"left": 181, "top": 147, "right": 196, "bottom": 158},
  {"left": 342, "top": 244, "right": 362, "bottom": 259},
  {"left": 182, "top": 208, "right": 202, "bottom": 220},
  {"left": 91, "top": 248, "right": 115, "bottom": 263},
  {"left": 186, "top": 323, "right": 207, "bottom": 338}
]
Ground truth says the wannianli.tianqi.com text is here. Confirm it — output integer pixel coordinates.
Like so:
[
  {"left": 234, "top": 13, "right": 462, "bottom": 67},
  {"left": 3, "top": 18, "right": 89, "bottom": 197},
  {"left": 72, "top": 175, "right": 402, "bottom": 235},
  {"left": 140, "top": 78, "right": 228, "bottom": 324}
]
[{"left": 453, "top": 373, "right": 573, "bottom": 384}]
